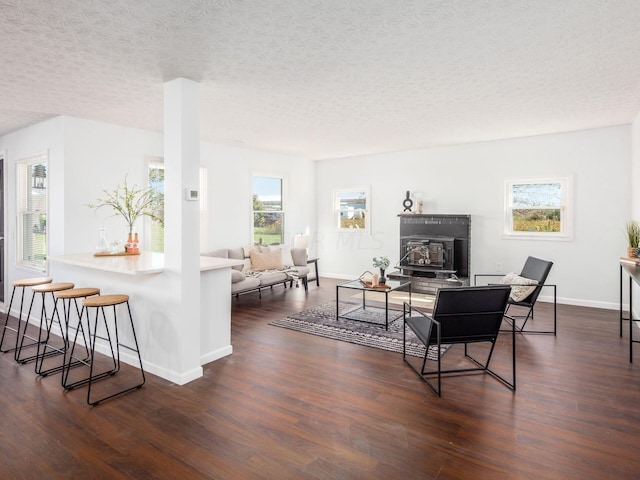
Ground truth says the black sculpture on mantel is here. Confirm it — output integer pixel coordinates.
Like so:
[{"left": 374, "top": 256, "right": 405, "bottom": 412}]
[{"left": 402, "top": 190, "right": 413, "bottom": 212}]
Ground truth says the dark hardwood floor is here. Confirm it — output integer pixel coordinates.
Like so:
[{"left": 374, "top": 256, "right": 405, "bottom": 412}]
[{"left": 1, "top": 278, "right": 640, "bottom": 479}]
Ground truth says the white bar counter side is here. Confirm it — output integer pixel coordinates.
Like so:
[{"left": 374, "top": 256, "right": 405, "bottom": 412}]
[{"left": 49, "top": 251, "right": 243, "bottom": 385}]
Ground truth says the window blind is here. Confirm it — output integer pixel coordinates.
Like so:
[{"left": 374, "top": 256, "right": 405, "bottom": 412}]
[{"left": 17, "top": 155, "right": 47, "bottom": 271}]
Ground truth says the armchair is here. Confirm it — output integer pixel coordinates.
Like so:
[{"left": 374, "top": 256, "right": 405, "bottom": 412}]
[
  {"left": 402, "top": 285, "right": 514, "bottom": 397},
  {"left": 474, "top": 256, "right": 556, "bottom": 335}
]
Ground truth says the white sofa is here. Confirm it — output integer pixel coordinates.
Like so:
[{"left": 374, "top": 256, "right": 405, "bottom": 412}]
[{"left": 202, "top": 244, "right": 311, "bottom": 298}]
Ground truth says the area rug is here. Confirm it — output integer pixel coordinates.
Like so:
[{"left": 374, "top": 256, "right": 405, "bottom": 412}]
[{"left": 269, "top": 301, "right": 447, "bottom": 359}]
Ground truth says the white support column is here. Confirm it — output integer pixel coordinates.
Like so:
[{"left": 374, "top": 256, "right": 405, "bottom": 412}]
[{"left": 164, "top": 77, "right": 202, "bottom": 380}]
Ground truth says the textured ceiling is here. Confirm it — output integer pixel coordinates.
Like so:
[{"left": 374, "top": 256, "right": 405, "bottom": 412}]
[{"left": 2, "top": 0, "right": 640, "bottom": 160}]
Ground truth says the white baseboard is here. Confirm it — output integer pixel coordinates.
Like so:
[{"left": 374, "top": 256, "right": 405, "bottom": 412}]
[
  {"left": 323, "top": 274, "right": 621, "bottom": 311},
  {"left": 142, "top": 362, "right": 203, "bottom": 386},
  {"left": 200, "top": 345, "right": 233, "bottom": 366},
  {"left": 7, "top": 309, "right": 206, "bottom": 386}
]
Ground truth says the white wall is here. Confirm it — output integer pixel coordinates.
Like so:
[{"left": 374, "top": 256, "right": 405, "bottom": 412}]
[
  {"left": 0, "top": 116, "right": 65, "bottom": 285},
  {"left": 1, "top": 116, "right": 630, "bottom": 312},
  {"left": 629, "top": 114, "right": 640, "bottom": 317},
  {"left": 0, "top": 115, "right": 315, "bottom": 259},
  {"left": 201, "top": 142, "right": 316, "bottom": 252},
  {"left": 315, "top": 126, "right": 631, "bottom": 309},
  {"left": 632, "top": 114, "right": 640, "bottom": 219},
  {"left": 0, "top": 115, "right": 314, "bottom": 382},
  {"left": 62, "top": 116, "right": 165, "bottom": 253}
]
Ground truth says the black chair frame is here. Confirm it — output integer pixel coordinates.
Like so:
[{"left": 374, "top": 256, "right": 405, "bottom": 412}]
[
  {"left": 402, "top": 285, "right": 515, "bottom": 397},
  {"left": 474, "top": 256, "right": 556, "bottom": 335}
]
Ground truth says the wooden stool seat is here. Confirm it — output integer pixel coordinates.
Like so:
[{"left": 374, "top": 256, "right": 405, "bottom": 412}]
[
  {"left": 12, "top": 277, "right": 52, "bottom": 287},
  {"left": 32, "top": 282, "right": 74, "bottom": 294},
  {"left": 83, "top": 294, "right": 129, "bottom": 308},
  {"left": 55, "top": 288, "right": 101, "bottom": 300}
]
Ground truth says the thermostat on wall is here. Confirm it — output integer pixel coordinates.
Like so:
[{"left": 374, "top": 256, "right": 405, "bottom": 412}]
[{"left": 185, "top": 188, "right": 199, "bottom": 201}]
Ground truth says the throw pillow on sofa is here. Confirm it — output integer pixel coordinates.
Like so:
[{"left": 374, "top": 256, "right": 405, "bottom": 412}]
[
  {"left": 231, "top": 270, "right": 246, "bottom": 283},
  {"left": 249, "top": 250, "right": 285, "bottom": 271},
  {"left": 268, "top": 244, "right": 295, "bottom": 266}
]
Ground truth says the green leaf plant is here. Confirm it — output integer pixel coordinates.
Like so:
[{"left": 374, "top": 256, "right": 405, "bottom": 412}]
[
  {"left": 88, "top": 175, "right": 163, "bottom": 236},
  {"left": 626, "top": 220, "right": 640, "bottom": 249},
  {"left": 372, "top": 256, "right": 390, "bottom": 270}
]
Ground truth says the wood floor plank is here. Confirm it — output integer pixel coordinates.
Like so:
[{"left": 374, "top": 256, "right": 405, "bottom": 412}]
[{"left": 2, "top": 278, "right": 640, "bottom": 479}]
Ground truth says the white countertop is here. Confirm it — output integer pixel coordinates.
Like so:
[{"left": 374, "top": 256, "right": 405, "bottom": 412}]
[
  {"left": 50, "top": 252, "right": 243, "bottom": 276},
  {"left": 199, "top": 255, "right": 245, "bottom": 271},
  {"left": 50, "top": 251, "right": 166, "bottom": 275}
]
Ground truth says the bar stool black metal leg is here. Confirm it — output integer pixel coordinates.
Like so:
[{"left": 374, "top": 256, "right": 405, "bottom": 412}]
[
  {"left": 85, "top": 298, "right": 145, "bottom": 406},
  {"left": 35, "top": 293, "right": 70, "bottom": 376},
  {"left": 64, "top": 304, "right": 117, "bottom": 390},
  {"left": 1, "top": 277, "right": 53, "bottom": 358},
  {"left": 62, "top": 300, "right": 93, "bottom": 389},
  {"left": 21, "top": 282, "right": 74, "bottom": 368},
  {"left": 14, "top": 292, "right": 41, "bottom": 363},
  {"left": 0, "top": 286, "right": 19, "bottom": 352}
]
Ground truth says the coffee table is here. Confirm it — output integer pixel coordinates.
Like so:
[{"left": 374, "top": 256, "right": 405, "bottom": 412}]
[{"left": 336, "top": 278, "right": 412, "bottom": 330}]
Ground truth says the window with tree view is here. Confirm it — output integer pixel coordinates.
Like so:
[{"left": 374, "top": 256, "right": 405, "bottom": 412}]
[
  {"left": 148, "top": 163, "right": 165, "bottom": 252},
  {"left": 253, "top": 176, "right": 284, "bottom": 245},
  {"left": 504, "top": 178, "right": 572, "bottom": 239}
]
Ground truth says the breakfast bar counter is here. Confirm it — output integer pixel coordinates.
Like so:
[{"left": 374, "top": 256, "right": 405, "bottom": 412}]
[
  {"left": 50, "top": 251, "right": 241, "bottom": 275},
  {"left": 48, "top": 252, "right": 243, "bottom": 385}
]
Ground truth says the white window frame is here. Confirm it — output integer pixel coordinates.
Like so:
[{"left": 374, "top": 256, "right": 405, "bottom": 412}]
[
  {"left": 503, "top": 176, "right": 573, "bottom": 240},
  {"left": 252, "top": 172, "right": 287, "bottom": 246},
  {"left": 334, "top": 186, "right": 371, "bottom": 233},
  {"left": 146, "top": 158, "right": 165, "bottom": 252},
  {"left": 16, "top": 153, "right": 48, "bottom": 272}
]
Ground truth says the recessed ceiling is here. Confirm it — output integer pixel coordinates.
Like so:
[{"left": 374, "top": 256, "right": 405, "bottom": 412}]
[{"left": 2, "top": 0, "right": 640, "bottom": 160}]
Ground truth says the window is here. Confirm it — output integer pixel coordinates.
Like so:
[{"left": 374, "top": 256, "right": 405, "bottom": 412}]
[
  {"left": 504, "top": 177, "right": 572, "bottom": 240},
  {"left": 334, "top": 186, "right": 370, "bottom": 233},
  {"left": 253, "top": 175, "right": 284, "bottom": 245},
  {"left": 17, "top": 154, "right": 48, "bottom": 271},
  {"left": 148, "top": 162, "right": 165, "bottom": 252}
]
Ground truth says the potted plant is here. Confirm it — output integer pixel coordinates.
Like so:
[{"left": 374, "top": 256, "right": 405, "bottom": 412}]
[
  {"left": 89, "top": 175, "right": 163, "bottom": 251},
  {"left": 626, "top": 220, "right": 640, "bottom": 257},
  {"left": 373, "top": 256, "right": 390, "bottom": 284}
]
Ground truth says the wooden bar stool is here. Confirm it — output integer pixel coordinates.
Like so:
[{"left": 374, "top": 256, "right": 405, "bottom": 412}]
[
  {"left": 51, "top": 287, "right": 100, "bottom": 382},
  {"left": 0, "top": 277, "right": 52, "bottom": 357},
  {"left": 24, "top": 282, "right": 74, "bottom": 369},
  {"left": 71, "top": 294, "right": 145, "bottom": 405}
]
